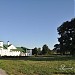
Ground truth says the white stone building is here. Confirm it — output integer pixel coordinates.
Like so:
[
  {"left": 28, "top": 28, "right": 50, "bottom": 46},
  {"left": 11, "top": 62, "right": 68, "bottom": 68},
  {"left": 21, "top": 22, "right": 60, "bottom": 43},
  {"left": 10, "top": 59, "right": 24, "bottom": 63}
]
[{"left": 0, "top": 41, "right": 32, "bottom": 56}]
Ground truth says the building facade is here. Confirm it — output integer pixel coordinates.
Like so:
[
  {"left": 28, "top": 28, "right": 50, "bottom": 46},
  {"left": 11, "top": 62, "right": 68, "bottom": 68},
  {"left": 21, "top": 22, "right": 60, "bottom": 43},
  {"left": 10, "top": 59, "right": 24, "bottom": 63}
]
[{"left": 0, "top": 41, "right": 32, "bottom": 56}]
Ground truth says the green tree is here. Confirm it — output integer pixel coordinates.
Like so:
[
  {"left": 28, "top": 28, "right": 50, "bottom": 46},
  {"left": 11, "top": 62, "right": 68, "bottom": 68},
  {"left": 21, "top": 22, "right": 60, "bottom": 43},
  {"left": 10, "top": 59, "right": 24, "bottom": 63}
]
[
  {"left": 54, "top": 44, "right": 60, "bottom": 54},
  {"left": 57, "top": 18, "right": 75, "bottom": 55},
  {"left": 37, "top": 48, "right": 42, "bottom": 55},
  {"left": 42, "top": 44, "right": 50, "bottom": 55},
  {"left": 32, "top": 47, "right": 38, "bottom": 55}
]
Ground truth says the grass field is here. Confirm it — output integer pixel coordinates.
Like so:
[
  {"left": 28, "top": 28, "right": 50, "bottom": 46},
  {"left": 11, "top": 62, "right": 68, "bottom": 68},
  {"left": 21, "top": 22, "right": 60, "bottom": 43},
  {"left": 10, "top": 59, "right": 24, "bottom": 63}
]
[{"left": 0, "top": 55, "right": 75, "bottom": 75}]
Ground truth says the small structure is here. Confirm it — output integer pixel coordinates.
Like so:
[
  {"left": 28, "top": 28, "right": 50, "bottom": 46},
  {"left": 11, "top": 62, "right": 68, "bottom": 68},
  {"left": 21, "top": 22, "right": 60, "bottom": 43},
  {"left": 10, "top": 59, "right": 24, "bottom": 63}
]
[{"left": 0, "top": 41, "right": 32, "bottom": 56}]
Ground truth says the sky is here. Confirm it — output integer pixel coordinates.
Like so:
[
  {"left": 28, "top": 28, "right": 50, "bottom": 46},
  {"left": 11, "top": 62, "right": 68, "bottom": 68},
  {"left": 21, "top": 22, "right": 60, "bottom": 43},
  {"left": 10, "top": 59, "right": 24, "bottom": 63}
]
[{"left": 0, "top": 0, "right": 74, "bottom": 49}]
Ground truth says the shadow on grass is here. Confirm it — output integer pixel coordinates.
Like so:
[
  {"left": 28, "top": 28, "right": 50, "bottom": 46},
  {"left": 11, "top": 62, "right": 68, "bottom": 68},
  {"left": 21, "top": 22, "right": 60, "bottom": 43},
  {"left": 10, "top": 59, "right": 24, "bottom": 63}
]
[
  {"left": 0, "top": 55, "right": 75, "bottom": 61},
  {"left": 53, "top": 72, "right": 75, "bottom": 75}
]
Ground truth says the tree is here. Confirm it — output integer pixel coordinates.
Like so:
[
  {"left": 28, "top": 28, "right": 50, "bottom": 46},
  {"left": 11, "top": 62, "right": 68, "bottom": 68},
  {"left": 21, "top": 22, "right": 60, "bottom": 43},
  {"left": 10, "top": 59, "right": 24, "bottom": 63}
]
[
  {"left": 42, "top": 44, "right": 50, "bottom": 55},
  {"left": 32, "top": 47, "right": 38, "bottom": 55},
  {"left": 37, "top": 48, "right": 42, "bottom": 55},
  {"left": 54, "top": 44, "right": 60, "bottom": 54},
  {"left": 57, "top": 18, "right": 75, "bottom": 55}
]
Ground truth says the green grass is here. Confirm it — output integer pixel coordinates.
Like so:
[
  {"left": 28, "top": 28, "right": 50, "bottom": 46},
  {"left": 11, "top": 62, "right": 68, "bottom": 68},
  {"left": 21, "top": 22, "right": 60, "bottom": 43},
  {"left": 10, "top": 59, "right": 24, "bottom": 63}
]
[{"left": 0, "top": 56, "right": 75, "bottom": 75}]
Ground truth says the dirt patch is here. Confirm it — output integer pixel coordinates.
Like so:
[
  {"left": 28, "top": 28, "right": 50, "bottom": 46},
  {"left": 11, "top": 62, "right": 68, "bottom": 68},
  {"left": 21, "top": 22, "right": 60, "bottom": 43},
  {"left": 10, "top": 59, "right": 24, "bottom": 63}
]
[{"left": 0, "top": 69, "right": 8, "bottom": 75}]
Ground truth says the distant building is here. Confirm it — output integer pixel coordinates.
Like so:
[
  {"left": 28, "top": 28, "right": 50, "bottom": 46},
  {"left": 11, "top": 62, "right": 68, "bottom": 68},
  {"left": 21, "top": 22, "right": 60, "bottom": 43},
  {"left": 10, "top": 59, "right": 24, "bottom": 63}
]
[{"left": 0, "top": 41, "right": 32, "bottom": 56}]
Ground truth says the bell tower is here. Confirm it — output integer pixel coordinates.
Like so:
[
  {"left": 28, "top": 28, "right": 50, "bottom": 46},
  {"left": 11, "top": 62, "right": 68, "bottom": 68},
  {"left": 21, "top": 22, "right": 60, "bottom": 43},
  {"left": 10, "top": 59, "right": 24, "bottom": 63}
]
[{"left": 7, "top": 41, "right": 10, "bottom": 45}]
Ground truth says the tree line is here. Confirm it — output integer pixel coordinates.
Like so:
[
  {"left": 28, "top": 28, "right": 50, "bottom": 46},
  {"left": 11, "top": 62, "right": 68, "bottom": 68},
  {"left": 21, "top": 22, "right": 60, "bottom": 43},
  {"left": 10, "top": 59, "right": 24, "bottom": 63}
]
[
  {"left": 22, "top": 18, "right": 75, "bottom": 56},
  {"left": 32, "top": 44, "right": 52, "bottom": 55},
  {"left": 32, "top": 18, "right": 75, "bottom": 56}
]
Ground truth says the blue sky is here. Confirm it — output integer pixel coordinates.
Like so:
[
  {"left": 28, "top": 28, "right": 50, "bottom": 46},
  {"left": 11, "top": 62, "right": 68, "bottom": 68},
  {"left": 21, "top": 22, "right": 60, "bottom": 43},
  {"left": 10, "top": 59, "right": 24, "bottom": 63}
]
[{"left": 0, "top": 0, "right": 74, "bottom": 49}]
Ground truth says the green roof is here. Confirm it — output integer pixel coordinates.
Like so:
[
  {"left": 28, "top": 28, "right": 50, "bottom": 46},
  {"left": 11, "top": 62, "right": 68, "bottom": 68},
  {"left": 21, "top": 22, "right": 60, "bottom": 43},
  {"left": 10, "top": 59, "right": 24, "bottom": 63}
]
[
  {"left": 8, "top": 44, "right": 12, "bottom": 47},
  {"left": 1, "top": 45, "right": 31, "bottom": 52},
  {"left": 17, "top": 47, "right": 30, "bottom": 52},
  {"left": 3, "top": 44, "right": 12, "bottom": 49},
  {"left": 11, "top": 47, "right": 26, "bottom": 52},
  {"left": 3, "top": 44, "right": 8, "bottom": 49}
]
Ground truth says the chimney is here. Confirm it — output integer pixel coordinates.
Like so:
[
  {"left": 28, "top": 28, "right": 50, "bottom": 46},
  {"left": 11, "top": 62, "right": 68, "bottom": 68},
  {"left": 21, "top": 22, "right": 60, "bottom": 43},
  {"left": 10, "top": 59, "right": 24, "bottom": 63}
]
[{"left": 7, "top": 41, "right": 10, "bottom": 45}]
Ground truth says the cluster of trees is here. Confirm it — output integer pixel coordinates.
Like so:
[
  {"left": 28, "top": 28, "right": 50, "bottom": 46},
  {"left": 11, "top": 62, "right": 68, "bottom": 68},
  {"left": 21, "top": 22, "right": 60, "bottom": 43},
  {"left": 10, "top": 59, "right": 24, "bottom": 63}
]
[
  {"left": 54, "top": 18, "right": 75, "bottom": 55},
  {"left": 23, "top": 18, "right": 75, "bottom": 56},
  {"left": 32, "top": 44, "right": 51, "bottom": 55}
]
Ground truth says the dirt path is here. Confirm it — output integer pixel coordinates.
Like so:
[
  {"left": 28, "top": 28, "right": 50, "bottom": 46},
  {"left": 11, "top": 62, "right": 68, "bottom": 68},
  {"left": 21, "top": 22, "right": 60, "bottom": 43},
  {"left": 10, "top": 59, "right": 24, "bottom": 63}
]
[{"left": 0, "top": 69, "right": 8, "bottom": 75}]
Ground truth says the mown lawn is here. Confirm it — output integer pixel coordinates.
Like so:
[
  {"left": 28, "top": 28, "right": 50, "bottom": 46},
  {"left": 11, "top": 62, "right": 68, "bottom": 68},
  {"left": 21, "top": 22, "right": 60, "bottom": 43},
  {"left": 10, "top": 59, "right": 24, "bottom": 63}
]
[{"left": 0, "top": 56, "right": 75, "bottom": 75}]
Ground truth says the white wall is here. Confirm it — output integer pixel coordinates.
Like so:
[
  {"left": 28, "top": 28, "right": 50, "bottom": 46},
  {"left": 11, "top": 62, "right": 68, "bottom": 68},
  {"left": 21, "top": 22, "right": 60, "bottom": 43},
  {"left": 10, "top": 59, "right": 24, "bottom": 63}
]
[
  {"left": 0, "top": 49, "right": 21, "bottom": 56},
  {"left": 0, "top": 42, "right": 3, "bottom": 47},
  {"left": 9, "top": 51, "right": 21, "bottom": 56},
  {"left": 0, "top": 48, "right": 32, "bottom": 56},
  {"left": 26, "top": 50, "right": 32, "bottom": 56},
  {"left": 8, "top": 45, "right": 17, "bottom": 50}
]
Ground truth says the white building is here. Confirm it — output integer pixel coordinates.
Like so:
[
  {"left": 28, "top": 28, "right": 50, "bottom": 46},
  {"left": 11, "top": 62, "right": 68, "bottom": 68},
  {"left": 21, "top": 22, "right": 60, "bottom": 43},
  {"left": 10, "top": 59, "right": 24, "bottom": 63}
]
[{"left": 0, "top": 41, "right": 32, "bottom": 56}]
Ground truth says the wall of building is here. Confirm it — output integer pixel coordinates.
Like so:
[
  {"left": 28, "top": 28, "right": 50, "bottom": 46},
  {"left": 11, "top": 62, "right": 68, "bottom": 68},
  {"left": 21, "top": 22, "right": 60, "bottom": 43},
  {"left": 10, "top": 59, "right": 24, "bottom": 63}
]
[
  {"left": 0, "top": 49, "right": 32, "bottom": 56},
  {"left": 8, "top": 45, "right": 17, "bottom": 50},
  {"left": 0, "top": 41, "right": 3, "bottom": 47},
  {"left": 26, "top": 50, "right": 32, "bottom": 56},
  {"left": 9, "top": 51, "right": 21, "bottom": 56},
  {"left": 0, "top": 49, "right": 21, "bottom": 56}
]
